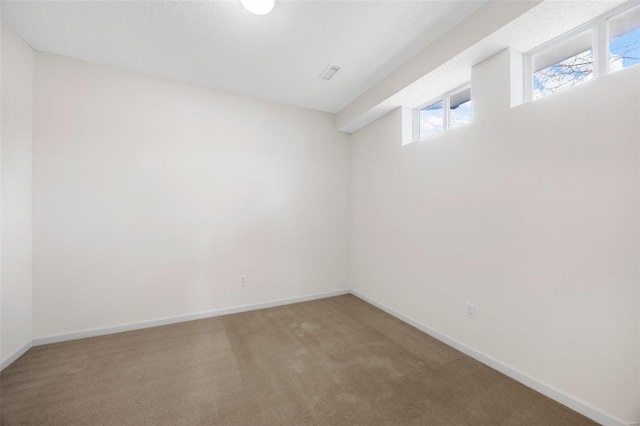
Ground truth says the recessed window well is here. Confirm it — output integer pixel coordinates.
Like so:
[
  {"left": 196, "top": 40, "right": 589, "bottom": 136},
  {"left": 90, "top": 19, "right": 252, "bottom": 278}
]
[{"left": 413, "top": 84, "right": 472, "bottom": 143}]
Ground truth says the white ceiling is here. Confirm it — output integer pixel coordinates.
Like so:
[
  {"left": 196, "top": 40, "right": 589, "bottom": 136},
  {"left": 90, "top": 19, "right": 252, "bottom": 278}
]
[
  {"left": 337, "top": 1, "right": 627, "bottom": 132},
  {"left": 1, "top": 0, "right": 485, "bottom": 113}
]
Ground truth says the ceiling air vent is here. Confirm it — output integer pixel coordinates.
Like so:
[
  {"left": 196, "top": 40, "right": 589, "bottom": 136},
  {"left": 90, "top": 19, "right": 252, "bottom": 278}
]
[{"left": 319, "top": 64, "right": 340, "bottom": 81}]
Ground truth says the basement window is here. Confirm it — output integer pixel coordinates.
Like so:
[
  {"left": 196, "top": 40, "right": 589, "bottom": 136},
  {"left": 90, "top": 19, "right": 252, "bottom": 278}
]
[
  {"left": 414, "top": 84, "right": 472, "bottom": 142},
  {"left": 525, "top": 1, "right": 640, "bottom": 102},
  {"left": 528, "top": 30, "right": 594, "bottom": 100},
  {"left": 609, "top": 3, "right": 640, "bottom": 72},
  {"left": 449, "top": 87, "right": 472, "bottom": 129},
  {"left": 418, "top": 100, "right": 444, "bottom": 140}
]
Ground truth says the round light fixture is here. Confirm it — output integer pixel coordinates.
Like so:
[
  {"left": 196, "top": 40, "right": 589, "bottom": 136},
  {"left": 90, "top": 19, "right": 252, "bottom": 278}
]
[{"left": 241, "top": 0, "right": 274, "bottom": 15}]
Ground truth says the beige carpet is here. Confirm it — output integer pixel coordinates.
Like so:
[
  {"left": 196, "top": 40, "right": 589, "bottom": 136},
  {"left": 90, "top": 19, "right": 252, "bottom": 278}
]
[{"left": 1, "top": 294, "right": 595, "bottom": 425}]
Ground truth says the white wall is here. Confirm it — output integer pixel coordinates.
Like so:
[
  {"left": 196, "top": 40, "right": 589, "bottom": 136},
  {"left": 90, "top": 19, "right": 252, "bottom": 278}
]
[
  {"left": 32, "top": 53, "right": 350, "bottom": 339},
  {"left": 10, "top": 25, "right": 640, "bottom": 424},
  {"left": 1, "top": 26, "right": 34, "bottom": 364},
  {"left": 350, "top": 49, "right": 640, "bottom": 424}
]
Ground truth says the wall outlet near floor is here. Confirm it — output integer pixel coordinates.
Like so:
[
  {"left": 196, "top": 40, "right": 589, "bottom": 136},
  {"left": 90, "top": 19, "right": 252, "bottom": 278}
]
[
  {"left": 466, "top": 303, "right": 475, "bottom": 319},
  {"left": 240, "top": 275, "right": 247, "bottom": 286}
]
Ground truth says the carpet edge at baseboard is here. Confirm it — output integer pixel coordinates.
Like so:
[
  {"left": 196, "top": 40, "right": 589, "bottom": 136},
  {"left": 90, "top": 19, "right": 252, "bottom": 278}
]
[
  {"left": 1, "top": 340, "right": 33, "bottom": 372},
  {"left": 30, "top": 288, "right": 350, "bottom": 347},
  {"left": 349, "top": 289, "right": 625, "bottom": 426},
  {"left": 5, "top": 287, "right": 627, "bottom": 426}
]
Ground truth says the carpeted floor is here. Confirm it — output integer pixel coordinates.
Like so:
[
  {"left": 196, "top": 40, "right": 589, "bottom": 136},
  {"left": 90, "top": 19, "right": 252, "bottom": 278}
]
[{"left": 1, "top": 294, "right": 595, "bottom": 425}]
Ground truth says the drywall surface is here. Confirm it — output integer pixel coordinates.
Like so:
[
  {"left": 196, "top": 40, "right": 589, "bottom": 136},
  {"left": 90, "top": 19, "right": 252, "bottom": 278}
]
[
  {"left": 32, "top": 53, "right": 350, "bottom": 338},
  {"left": 2, "top": 1, "right": 483, "bottom": 114},
  {"left": 1, "top": 27, "right": 34, "bottom": 364},
  {"left": 350, "top": 50, "right": 640, "bottom": 423}
]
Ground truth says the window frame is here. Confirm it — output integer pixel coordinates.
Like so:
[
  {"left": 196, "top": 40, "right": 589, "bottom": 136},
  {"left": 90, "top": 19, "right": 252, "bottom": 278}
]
[
  {"left": 524, "top": 0, "right": 640, "bottom": 102},
  {"left": 413, "top": 83, "right": 472, "bottom": 143},
  {"left": 524, "top": 23, "right": 598, "bottom": 102},
  {"left": 607, "top": 1, "right": 640, "bottom": 73}
]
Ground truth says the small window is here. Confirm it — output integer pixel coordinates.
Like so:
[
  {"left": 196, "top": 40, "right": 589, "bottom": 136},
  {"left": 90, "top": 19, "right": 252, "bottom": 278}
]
[
  {"left": 418, "top": 100, "right": 444, "bottom": 140},
  {"left": 413, "top": 85, "right": 472, "bottom": 143},
  {"left": 609, "top": 4, "right": 640, "bottom": 72},
  {"left": 531, "top": 31, "right": 594, "bottom": 99},
  {"left": 449, "top": 87, "right": 472, "bottom": 129}
]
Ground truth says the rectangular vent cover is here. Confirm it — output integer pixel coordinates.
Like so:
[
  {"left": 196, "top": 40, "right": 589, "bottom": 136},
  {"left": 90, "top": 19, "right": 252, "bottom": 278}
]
[{"left": 320, "top": 64, "right": 340, "bottom": 80}]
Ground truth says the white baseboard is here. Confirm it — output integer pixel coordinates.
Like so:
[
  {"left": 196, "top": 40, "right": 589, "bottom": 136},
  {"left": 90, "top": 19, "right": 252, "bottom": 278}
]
[
  {"left": 6, "top": 287, "right": 630, "bottom": 426},
  {"left": 349, "top": 289, "right": 627, "bottom": 426},
  {"left": 33, "top": 288, "right": 349, "bottom": 346},
  {"left": 1, "top": 340, "right": 33, "bottom": 372}
]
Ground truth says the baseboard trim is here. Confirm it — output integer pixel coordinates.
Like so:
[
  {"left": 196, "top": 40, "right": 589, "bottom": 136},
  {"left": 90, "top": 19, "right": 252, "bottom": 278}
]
[
  {"left": 349, "top": 289, "right": 627, "bottom": 426},
  {"left": 9, "top": 287, "right": 629, "bottom": 425},
  {"left": 1, "top": 340, "right": 33, "bottom": 372},
  {"left": 33, "top": 288, "right": 349, "bottom": 347}
]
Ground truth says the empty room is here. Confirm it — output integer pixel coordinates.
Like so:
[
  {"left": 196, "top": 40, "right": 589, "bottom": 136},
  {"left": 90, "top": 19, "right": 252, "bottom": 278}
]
[{"left": 1, "top": 0, "right": 638, "bottom": 425}]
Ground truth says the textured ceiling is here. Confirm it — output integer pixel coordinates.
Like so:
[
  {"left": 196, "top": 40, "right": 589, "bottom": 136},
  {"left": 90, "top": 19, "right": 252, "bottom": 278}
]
[
  {"left": 337, "top": 1, "right": 626, "bottom": 132},
  {"left": 1, "top": 0, "right": 485, "bottom": 113}
]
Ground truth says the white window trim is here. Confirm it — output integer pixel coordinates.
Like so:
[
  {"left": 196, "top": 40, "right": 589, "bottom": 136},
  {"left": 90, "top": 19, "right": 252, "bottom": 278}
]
[
  {"left": 524, "top": 0, "right": 640, "bottom": 102},
  {"left": 413, "top": 83, "right": 471, "bottom": 143},
  {"left": 524, "top": 23, "right": 598, "bottom": 102}
]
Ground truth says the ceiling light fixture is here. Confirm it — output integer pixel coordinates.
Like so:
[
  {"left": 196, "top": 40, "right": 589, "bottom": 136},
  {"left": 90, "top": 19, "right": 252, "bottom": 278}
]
[{"left": 241, "top": 0, "right": 274, "bottom": 15}]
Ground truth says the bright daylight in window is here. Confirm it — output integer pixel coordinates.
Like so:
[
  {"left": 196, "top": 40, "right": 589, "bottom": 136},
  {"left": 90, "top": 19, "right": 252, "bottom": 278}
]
[
  {"left": 417, "top": 86, "right": 472, "bottom": 141},
  {"left": 609, "top": 4, "right": 640, "bottom": 71},
  {"left": 533, "top": 48, "right": 594, "bottom": 99},
  {"left": 449, "top": 87, "right": 472, "bottom": 129},
  {"left": 532, "top": 31, "right": 594, "bottom": 100},
  {"left": 419, "top": 101, "right": 444, "bottom": 140},
  {"left": 530, "top": 2, "right": 640, "bottom": 100}
]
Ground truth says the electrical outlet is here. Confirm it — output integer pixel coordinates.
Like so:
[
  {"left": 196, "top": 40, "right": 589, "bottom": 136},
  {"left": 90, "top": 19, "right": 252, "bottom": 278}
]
[
  {"left": 466, "top": 303, "right": 475, "bottom": 319},
  {"left": 240, "top": 275, "right": 247, "bottom": 286},
  {"left": 628, "top": 422, "right": 638, "bottom": 426}
]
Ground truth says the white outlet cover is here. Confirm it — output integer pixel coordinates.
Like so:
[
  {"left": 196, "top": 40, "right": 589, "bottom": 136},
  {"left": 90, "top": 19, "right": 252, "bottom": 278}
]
[{"left": 466, "top": 303, "right": 475, "bottom": 319}]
